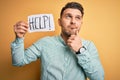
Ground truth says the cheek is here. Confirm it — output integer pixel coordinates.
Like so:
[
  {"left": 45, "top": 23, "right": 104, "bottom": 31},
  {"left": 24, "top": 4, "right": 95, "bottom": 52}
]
[
  {"left": 62, "top": 18, "right": 70, "bottom": 24},
  {"left": 60, "top": 21, "right": 68, "bottom": 28},
  {"left": 77, "top": 21, "right": 82, "bottom": 27}
]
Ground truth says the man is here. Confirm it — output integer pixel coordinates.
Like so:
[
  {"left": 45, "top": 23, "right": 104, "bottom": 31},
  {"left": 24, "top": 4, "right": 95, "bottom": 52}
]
[{"left": 11, "top": 2, "right": 104, "bottom": 80}]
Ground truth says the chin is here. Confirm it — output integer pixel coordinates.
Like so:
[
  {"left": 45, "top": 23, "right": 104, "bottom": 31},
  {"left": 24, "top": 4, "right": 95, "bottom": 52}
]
[
  {"left": 62, "top": 31, "right": 75, "bottom": 37},
  {"left": 66, "top": 33, "right": 75, "bottom": 37}
]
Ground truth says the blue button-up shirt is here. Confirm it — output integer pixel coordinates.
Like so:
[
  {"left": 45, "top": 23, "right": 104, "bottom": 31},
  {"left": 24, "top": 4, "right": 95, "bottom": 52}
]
[{"left": 11, "top": 35, "right": 104, "bottom": 80}]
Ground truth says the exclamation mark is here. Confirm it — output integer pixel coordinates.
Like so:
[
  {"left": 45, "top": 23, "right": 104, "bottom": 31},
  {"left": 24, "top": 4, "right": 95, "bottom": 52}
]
[{"left": 49, "top": 16, "right": 51, "bottom": 30}]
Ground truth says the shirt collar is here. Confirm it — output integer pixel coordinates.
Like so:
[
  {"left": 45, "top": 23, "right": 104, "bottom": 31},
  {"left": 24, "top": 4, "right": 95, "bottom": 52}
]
[{"left": 58, "top": 35, "right": 67, "bottom": 46}]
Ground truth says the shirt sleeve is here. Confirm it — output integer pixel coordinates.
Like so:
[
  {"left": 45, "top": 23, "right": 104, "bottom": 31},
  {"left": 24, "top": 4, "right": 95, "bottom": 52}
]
[
  {"left": 11, "top": 38, "right": 41, "bottom": 66},
  {"left": 76, "top": 41, "right": 104, "bottom": 80}
]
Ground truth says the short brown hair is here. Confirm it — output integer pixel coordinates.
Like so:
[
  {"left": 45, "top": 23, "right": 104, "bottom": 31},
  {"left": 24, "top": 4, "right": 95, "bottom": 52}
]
[{"left": 60, "top": 2, "right": 84, "bottom": 17}]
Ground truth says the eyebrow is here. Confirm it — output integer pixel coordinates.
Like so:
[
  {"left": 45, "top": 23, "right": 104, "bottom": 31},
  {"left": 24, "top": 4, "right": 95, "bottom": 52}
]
[{"left": 65, "top": 13, "right": 82, "bottom": 17}]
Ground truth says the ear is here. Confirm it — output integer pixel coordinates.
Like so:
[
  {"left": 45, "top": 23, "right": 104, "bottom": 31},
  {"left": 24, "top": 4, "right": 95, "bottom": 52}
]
[{"left": 58, "top": 18, "right": 61, "bottom": 26}]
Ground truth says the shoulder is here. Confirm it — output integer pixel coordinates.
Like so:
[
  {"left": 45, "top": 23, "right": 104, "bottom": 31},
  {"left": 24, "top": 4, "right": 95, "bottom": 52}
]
[
  {"left": 40, "top": 36, "right": 57, "bottom": 42},
  {"left": 34, "top": 36, "right": 57, "bottom": 45}
]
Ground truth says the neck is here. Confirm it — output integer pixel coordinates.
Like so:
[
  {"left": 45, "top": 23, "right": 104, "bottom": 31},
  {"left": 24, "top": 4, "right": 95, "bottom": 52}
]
[{"left": 61, "top": 33, "right": 69, "bottom": 44}]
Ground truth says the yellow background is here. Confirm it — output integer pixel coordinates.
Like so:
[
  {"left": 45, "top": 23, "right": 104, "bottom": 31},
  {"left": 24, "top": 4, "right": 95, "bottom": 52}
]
[{"left": 0, "top": 0, "right": 120, "bottom": 80}]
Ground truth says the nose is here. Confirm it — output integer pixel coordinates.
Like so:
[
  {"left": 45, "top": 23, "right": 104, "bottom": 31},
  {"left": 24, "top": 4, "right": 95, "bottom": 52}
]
[{"left": 70, "top": 18, "right": 76, "bottom": 24}]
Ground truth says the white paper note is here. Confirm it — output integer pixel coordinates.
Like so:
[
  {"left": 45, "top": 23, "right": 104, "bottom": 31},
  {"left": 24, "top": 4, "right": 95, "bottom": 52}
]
[{"left": 28, "top": 14, "right": 55, "bottom": 32}]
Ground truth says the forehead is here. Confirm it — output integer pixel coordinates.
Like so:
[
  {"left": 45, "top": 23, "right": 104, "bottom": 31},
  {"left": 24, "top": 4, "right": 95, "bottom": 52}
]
[{"left": 62, "top": 8, "right": 82, "bottom": 16}]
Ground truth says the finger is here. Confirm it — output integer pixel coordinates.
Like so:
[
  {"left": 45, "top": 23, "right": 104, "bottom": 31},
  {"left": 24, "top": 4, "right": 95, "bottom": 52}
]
[
  {"left": 68, "top": 35, "right": 75, "bottom": 40},
  {"left": 14, "top": 27, "right": 27, "bottom": 34},
  {"left": 16, "top": 21, "right": 28, "bottom": 28},
  {"left": 14, "top": 26, "right": 28, "bottom": 34},
  {"left": 14, "top": 23, "right": 28, "bottom": 31},
  {"left": 67, "top": 42, "right": 72, "bottom": 47},
  {"left": 75, "top": 30, "right": 79, "bottom": 35},
  {"left": 15, "top": 28, "right": 26, "bottom": 33},
  {"left": 67, "top": 39, "right": 72, "bottom": 43},
  {"left": 17, "top": 25, "right": 28, "bottom": 31}
]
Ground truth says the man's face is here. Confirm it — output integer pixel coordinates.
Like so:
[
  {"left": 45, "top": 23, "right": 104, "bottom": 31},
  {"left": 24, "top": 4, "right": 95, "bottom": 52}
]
[{"left": 59, "top": 8, "right": 83, "bottom": 37}]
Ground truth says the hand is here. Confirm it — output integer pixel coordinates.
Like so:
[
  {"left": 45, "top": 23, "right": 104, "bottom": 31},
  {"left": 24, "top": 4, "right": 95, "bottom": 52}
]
[
  {"left": 67, "top": 30, "right": 82, "bottom": 52},
  {"left": 14, "top": 21, "right": 28, "bottom": 38}
]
